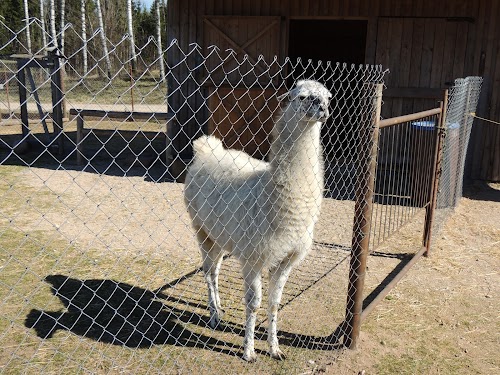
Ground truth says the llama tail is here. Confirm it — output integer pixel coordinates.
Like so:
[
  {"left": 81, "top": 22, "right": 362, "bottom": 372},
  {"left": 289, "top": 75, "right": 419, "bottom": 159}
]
[{"left": 192, "top": 135, "right": 224, "bottom": 157}]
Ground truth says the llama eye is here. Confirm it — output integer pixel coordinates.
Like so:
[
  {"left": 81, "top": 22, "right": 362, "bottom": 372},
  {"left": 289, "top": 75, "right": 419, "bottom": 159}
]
[{"left": 312, "top": 97, "right": 321, "bottom": 106}]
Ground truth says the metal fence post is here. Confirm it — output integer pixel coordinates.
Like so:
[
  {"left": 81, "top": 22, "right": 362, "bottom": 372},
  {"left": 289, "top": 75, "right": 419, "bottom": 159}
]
[
  {"left": 423, "top": 90, "right": 448, "bottom": 256},
  {"left": 344, "top": 83, "right": 383, "bottom": 349}
]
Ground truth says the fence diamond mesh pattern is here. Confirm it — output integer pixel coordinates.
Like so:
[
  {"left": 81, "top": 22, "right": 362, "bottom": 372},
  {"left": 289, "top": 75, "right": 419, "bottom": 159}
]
[
  {"left": 0, "top": 18, "right": 482, "bottom": 374},
  {"left": 432, "top": 77, "right": 483, "bottom": 235}
]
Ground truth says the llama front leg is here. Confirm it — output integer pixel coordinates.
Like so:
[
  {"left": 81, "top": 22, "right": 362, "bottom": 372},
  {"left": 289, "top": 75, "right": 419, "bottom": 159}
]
[
  {"left": 242, "top": 265, "right": 263, "bottom": 362},
  {"left": 267, "top": 257, "right": 295, "bottom": 360},
  {"left": 197, "top": 228, "right": 225, "bottom": 328},
  {"left": 203, "top": 251, "right": 224, "bottom": 328}
]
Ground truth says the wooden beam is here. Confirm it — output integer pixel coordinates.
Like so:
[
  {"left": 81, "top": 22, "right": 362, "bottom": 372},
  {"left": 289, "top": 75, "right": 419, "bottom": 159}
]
[
  {"left": 203, "top": 17, "right": 267, "bottom": 73},
  {"left": 240, "top": 19, "right": 280, "bottom": 50},
  {"left": 69, "top": 109, "right": 174, "bottom": 121},
  {"left": 379, "top": 107, "right": 442, "bottom": 128}
]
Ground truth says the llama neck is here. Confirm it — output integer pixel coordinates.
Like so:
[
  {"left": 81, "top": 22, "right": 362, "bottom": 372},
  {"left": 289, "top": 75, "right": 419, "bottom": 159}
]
[{"left": 269, "top": 111, "right": 323, "bottom": 193}]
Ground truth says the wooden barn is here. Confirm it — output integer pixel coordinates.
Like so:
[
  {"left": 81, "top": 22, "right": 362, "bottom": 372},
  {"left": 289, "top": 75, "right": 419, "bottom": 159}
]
[{"left": 166, "top": 0, "right": 500, "bottom": 181}]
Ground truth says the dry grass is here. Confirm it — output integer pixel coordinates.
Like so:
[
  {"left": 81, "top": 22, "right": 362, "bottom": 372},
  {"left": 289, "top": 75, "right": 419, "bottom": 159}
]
[
  {"left": 0, "top": 74, "right": 167, "bottom": 112},
  {"left": 320, "top": 182, "right": 500, "bottom": 374},
  {"left": 0, "top": 164, "right": 352, "bottom": 374},
  {"left": 0, "top": 159, "right": 498, "bottom": 374}
]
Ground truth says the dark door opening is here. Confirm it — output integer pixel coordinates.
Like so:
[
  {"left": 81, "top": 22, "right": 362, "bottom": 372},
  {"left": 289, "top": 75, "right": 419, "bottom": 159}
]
[
  {"left": 288, "top": 20, "right": 368, "bottom": 162},
  {"left": 288, "top": 20, "right": 367, "bottom": 67}
]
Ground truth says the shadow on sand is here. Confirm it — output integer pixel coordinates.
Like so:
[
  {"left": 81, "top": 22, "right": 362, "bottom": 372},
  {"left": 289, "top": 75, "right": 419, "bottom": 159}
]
[{"left": 25, "top": 272, "right": 345, "bottom": 359}]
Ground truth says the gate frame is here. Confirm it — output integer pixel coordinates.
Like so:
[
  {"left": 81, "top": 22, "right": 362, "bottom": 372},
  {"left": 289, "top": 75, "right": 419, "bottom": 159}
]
[{"left": 344, "top": 87, "right": 448, "bottom": 349}]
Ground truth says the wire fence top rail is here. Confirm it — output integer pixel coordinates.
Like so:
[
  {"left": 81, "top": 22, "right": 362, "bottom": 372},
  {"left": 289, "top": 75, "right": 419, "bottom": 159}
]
[{"left": 379, "top": 107, "right": 442, "bottom": 128}]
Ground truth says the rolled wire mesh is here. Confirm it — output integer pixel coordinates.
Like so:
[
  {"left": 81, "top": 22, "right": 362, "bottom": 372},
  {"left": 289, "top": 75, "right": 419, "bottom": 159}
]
[
  {"left": 0, "top": 19, "right": 392, "bottom": 373},
  {"left": 432, "top": 77, "right": 483, "bottom": 235}
]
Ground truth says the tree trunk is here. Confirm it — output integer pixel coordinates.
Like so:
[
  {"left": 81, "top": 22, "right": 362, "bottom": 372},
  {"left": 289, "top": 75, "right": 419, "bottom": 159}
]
[
  {"left": 49, "top": 0, "right": 57, "bottom": 48},
  {"left": 95, "top": 0, "right": 112, "bottom": 79},
  {"left": 23, "top": 0, "right": 32, "bottom": 54},
  {"left": 39, "top": 0, "right": 50, "bottom": 80},
  {"left": 39, "top": 0, "right": 47, "bottom": 49},
  {"left": 60, "top": 0, "right": 66, "bottom": 56},
  {"left": 127, "top": 0, "right": 137, "bottom": 73},
  {"left": 59, "top": 0, "right": 67, "bottom": 116},
  {"left": 81, "top": 0, "right": 88, "bottom": 76},
  {"left": 156, "top": 0, "right": 165, "bottom": 82}
]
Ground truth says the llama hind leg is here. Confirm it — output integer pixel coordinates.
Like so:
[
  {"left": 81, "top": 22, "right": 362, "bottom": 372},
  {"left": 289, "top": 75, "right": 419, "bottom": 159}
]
[
  {"left": 242, "top": 264, "right": 263, "bottom": 362},
  {"left": 267, "top": 255, "right": 297, "bottom": 360},
  {"left": 196, "top": 228, "right": 224, "bottom": 328}
]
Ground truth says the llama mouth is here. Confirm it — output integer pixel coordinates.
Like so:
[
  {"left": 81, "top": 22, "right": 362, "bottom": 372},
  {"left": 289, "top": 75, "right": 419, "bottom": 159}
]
[
  {"left": 319, "top": 110, "right": 329, "bottom": 120},
  {"left": 307, "top": 109, "right": 329, "bottom": 121}
]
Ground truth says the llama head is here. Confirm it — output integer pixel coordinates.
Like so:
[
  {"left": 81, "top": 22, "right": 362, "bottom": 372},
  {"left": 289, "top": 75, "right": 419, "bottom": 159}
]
[{"left": 278, "top": 80, "right": 332, "bottom": 122}]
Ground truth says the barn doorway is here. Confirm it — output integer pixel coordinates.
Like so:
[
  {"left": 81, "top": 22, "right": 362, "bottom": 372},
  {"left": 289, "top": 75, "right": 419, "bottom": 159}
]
[
  {"left": 288, "top": 19, "right": 367, "bottom": 67},
  {"left": 288, "top": 20, "right": 368, "bottom": 165}
]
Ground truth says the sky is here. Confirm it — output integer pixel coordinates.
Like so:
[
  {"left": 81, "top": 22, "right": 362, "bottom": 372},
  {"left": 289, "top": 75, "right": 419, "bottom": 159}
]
[{"left": 140, "top": 0, "right": 156, "bottom": 10}]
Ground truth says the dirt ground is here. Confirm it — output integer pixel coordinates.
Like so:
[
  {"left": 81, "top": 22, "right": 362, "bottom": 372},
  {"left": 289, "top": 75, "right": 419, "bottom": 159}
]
[
  {"left": 0, "top": 156, "right": 498, "bottom": 374},
  {"left": 314, "top": 181, "right": 500, "bottom": 375}
]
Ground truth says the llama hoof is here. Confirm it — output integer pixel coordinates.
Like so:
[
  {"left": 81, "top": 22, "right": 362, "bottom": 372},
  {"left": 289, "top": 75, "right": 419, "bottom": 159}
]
[
  {"left": 243, "top": 350, "right": 258, "bottom": 362},
  {"left": 270, "top": 348, "right": 286, "bottom": 361},
  {"left": 217, "top": 307, "right": 225, "bottom": 319}
]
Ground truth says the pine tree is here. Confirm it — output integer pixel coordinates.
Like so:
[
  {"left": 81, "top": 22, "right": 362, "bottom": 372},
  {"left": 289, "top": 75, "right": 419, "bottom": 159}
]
[{"left": 0, "top": 0, "right": 23, "bottom": 54}]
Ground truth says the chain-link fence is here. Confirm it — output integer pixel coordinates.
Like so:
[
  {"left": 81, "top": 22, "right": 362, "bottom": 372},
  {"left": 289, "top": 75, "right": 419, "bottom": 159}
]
[
  {"left": 433, "top": 77, "right": 483, "bottom": 234},
  {"left": 0, "top": 19, "right": 482, "bottom": 374}
]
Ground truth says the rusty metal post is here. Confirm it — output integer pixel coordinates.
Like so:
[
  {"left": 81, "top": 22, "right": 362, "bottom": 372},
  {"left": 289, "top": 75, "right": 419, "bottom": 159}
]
[
  {"left": 423, "top": 90, "right": 448, "bottom": 256},
  {"left": 344, "top": 83, "right": 383, "bottom": 349}
]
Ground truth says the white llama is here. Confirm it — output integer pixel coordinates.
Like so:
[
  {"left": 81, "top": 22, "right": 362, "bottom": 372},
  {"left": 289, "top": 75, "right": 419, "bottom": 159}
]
[{"left": 184, "top": 80, "right": 332, "bottom": 362}]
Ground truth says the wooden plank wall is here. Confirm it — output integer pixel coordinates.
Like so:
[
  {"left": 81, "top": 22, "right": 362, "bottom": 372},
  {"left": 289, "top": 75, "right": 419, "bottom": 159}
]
[{"left": 167, "top": 0, "right": 500, "bottom": 180}]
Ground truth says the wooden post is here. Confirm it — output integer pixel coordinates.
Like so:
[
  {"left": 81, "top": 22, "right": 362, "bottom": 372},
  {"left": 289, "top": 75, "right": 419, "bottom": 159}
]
[
  {"left": 5, "top": 71, "right": 12, "bottom": 115},
  {"left": 48, "top": 49, "right": 64, "bottom": 156},
  {"left": 17, "top": 62, "right": 29, "bottom": 139},
  {"left": 26, "top": 67, "right": 50, "bottom": 143},
  {"left": 344, "top": 83, "right": 383, "bottom": 349},
  {"left": 76, "top": 114, "right": 84, "bottom": 166}
]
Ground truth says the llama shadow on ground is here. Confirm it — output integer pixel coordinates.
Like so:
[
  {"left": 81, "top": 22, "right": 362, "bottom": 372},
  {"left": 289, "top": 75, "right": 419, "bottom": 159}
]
[
  {"left": 25, "top": 272, "right": 344, "bottom": 358},
  {"left": 24, "top": 275, "right": 233, "bottom": 351}
]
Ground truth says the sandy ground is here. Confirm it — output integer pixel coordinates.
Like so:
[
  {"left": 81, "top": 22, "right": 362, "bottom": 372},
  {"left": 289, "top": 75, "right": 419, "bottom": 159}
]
[
  {"left": 315, "top": 181, "right": 500, "bottom": 374},
  {"left": 0, "top": 160, "right": 498, "bottom": 374}
]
